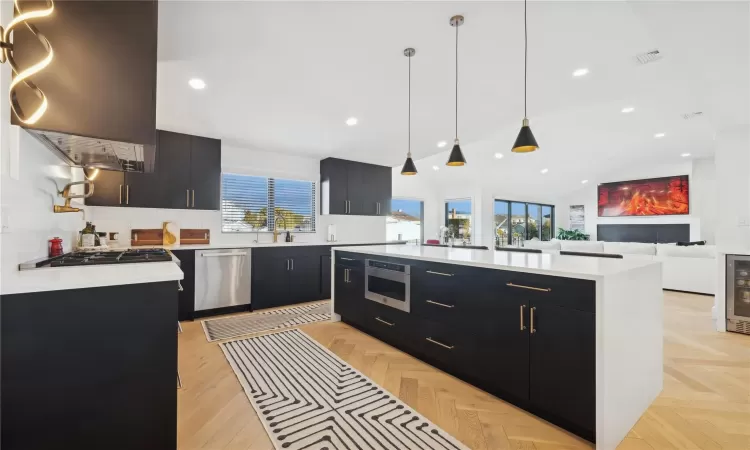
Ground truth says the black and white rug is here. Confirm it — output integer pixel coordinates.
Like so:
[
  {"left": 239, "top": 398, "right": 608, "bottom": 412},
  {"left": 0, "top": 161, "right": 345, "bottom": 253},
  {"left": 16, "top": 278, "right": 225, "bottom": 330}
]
[
  {"left": 202, "top": 301, "right": 331, "bottom": 342},
  {"left": 221, "top": 329, "right": 469, "bottom": 450}
]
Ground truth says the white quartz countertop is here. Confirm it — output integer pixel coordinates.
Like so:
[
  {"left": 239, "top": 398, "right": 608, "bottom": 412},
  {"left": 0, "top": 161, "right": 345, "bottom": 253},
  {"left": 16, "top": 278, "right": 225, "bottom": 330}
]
[
  {"left": 1, "top": 261, "right": 184, "bottom": 296},
  {"left": 113, "top": 240, "right": 407, "bottom": 251},
  {"left": 333, "top": 245, "right": 661, "bottom": 280}
]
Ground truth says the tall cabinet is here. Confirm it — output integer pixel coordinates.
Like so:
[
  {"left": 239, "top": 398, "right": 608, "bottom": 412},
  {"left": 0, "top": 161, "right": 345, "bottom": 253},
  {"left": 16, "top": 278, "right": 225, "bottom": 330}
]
[{"left": 320, "top": 158, "right": 392, "bottom": 216}]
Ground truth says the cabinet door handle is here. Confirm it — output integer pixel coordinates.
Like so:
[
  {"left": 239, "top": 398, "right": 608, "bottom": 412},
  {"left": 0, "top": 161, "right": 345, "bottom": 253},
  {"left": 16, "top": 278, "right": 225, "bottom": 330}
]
[
  {"left": 426, "top": 337, "right": 455, "bottom": 350},
  {"left": 290, "top": 258, "right": 294, "bottom": 271},
  {"left": 426, "top": 270, "right": 454, "bottom": 277},
  {"left": 507, "top": 282, "right": 551, "bottom": 292},
  {"left": 126, "top": 185, "right": 130, "bottom": 205},
  {"left": 119, "top": 185, "right": 123, "bottom": 205},
  {"left": 530, "top": 306, "right": 536, "bottom": 334},
  {"left": 375, "top": 317, "right": 394, "bottom": 327},
  {"left": 520, "top": 305, "right": 526, "bottom": 330},
  {"left": 426, "top": 300, "right": 454, "bottom": 309},
  {"left": 341, "top": 257, "right": 356, "bottom": 261},
  {"left": 192, "top": 189, "right": 195, "bottom": 208},
  {"left": 186, "top": 190, "right": 190, "bottom": 208},
  {"left": 286, "top": 259, "right": 290, "bottom": 271}
]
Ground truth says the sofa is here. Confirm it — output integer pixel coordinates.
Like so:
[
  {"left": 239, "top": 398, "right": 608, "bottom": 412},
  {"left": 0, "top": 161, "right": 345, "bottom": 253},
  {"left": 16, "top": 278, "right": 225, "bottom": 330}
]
[{"left": 520, "top": 240, "right": 716, "bottom": 295}]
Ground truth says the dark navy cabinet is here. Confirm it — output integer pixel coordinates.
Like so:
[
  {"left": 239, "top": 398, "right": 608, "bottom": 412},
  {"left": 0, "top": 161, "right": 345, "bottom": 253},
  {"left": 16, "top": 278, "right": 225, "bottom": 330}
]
[{"left": 320, "top": 158, "right": 392, "bottom": 216}]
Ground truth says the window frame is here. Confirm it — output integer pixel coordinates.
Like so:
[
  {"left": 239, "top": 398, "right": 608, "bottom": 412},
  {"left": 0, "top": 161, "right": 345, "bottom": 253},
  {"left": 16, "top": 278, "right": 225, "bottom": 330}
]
[
  {"left": 493, "top": 198, "right": 555, "bottom": 247},
  {"left": 387, "top": 197, "right": 425, "bottom": 243},
  {"left": 444, "top": 197, "right": 474, "bottom": 244},
  {"left": 220, "top": 172, "right": 317, "bottom": 234}
]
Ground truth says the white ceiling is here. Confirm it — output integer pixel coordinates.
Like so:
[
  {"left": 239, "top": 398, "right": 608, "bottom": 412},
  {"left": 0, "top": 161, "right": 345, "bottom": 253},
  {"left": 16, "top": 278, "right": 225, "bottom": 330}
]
[{"left": 156, "top": 1, "right": 749, "bottom": 197}]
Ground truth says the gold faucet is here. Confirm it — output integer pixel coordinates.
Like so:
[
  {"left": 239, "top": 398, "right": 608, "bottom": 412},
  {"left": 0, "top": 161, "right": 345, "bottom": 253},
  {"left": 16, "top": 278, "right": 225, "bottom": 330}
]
[
  {"left": 272, "top": 210, "right": 287, "bottom": 243},
  {"left": 54, "top": 180, "right": 94, "bottom": 213}
]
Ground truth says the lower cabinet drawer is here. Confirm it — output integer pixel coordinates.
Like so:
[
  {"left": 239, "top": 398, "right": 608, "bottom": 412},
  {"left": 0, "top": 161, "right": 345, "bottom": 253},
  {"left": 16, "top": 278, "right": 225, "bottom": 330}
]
[{"left": 361, "top": 301, "right": 416, "bottom": 351}]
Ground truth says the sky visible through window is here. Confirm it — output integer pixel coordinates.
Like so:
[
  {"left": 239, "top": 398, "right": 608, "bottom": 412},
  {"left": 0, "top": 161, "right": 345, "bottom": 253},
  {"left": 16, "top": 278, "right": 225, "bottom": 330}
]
[
  {"left": 446, "top": 199, "right": 471, "bottom": 215},
  {"left": 392, "top": 199, "right": 421, "bottom": 217}
]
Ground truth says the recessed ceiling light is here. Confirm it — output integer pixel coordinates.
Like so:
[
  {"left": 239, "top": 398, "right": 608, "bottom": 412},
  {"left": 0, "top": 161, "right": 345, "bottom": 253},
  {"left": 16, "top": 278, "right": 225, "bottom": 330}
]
[
  {"left": 494, "top": 153, "right": 504, "bottom": 159},
  {"left": 572, "top": 68, "right": 589, "bottom": 77},
  {"left": 437, "top": 141, "right": 447, "bottom": 148},
  {"left": 581, "top": 180, "right": 589, "bottom": 184},
  {"left": 540, "top": 168, "right": 549, "bottom": 174},
  {"left": 188, "top": 78, "right": 206, "bottom": 90},
  {"left": 345, "top": 117, "right": 358, "bottom": 126},
  {"left": 432, "top": 165, "right": 440, "bottom": 171},
  {"left": 681, "top": 153, "right": 691, "bottom": 157},
  {"left": 621, "top": 107, "right": 635, "bottom": 113},
  {"left": 654, "top": 133, "right": 666, "bottom": 138}
]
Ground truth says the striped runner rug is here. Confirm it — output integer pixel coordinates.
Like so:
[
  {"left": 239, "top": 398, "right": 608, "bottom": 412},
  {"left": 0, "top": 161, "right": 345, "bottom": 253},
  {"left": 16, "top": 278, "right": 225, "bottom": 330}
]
[
  {"left": 201, "top": 301, "right": 331, "bottom": 342},
  {"left": 221, "top": 329, "right": 468, "bottom": 450}
]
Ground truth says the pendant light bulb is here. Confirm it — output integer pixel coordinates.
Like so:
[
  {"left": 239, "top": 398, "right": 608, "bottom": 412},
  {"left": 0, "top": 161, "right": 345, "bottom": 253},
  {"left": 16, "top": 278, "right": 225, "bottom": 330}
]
[
  {"left": 401, "top": 47, "right": 418, "bottom": 176},
  {"left": 446, "top": 15, "right": 467, "bottom": 167},
  {"left": 512, "top": 0, "right": 539, "bottom": 153}
]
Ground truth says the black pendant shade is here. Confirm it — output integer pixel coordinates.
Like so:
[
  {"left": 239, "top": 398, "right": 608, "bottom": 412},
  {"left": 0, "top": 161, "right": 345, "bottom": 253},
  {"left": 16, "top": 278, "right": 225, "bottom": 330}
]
[
  {"left": 401, "top": 156, "right": 418, "bottom": 175},
  {"left": 446, "top": 140, "right": 466, "bottom": 166},
  {"left": 512, "top": 118, "right": 539, "bottom": 153}
]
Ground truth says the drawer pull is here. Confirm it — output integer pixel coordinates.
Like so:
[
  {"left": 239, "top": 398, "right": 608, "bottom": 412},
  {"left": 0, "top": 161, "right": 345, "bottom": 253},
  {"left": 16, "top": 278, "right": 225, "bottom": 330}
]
[
  {"left": 341, "top": 257, "right": 356, "bottom": 261},
  {"left": 426, "top": 337, "right": 454, "bottom": 350},
  {"left": 375, "top": 317, "right": 395, "bottom": 327},
  {"left": 520, "top": 304, "right": 526, "bottom": 330},
  {"left": 426, "top": 270, "right": 454, "bottom": 277},
  {"left": 426, "top": 300, "right": 455, "bottom": 309},
  {"left": 530, "top": 307, "right": 536, "bottom": 334},
  {"left": 507, "top": 282, "right": 551, "bottom": 292}
]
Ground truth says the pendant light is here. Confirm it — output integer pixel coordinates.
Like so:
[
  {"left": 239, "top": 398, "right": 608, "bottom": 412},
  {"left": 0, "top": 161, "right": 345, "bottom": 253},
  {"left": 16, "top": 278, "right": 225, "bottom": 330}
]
[
  {"left": 512, "top": 0, "right": 539, "bottom": 153},
  {"left": 400, "top": 48, "right": 418, "bottom": 175},
  {"left": 446, "top": 15, "right": 467, "bottom": 166}
]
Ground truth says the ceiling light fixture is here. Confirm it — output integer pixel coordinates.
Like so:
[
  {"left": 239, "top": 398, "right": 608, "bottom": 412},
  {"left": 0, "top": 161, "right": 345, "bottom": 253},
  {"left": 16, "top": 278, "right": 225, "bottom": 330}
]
[
  {"left": 654, "top": 133, "right": 665, "bottom": 138},
  {"left": 446, "top": 15, "right": 467, "bottom": 167},
  {"left": 621, "top": 106, "right": 635, "bottom": 113},
  {"left": 581, "top": 179, "right": 589, "bottom": 184},
  {"left": 0, "top": 0, "right": 55, "bottom": 125},
  {"left": 681, "top": 153, "right": 691, "bottom": 157},
  {"left": 494, "top": 152, "right": 504, "bottom": 159},
  {"left": 400, "top": 48, "right": 418, "bottom": 176},
  {"left": 437, "top": 141, "right": 447, "bottom": 148},
  {"left": 433, "top": 165, "right": 440, "bottom": 171},
  {"left": 188, "top": 78, "right": 206, "bottom": 90},
  {"left": 512, "top": 0, "right": 539, "bottom": 153},
  {"left": 345, "top": 117, "right": 358, "bottom": 126},
  {"left": 540, "top": 168, "right": 548, "bottom": 174},
  {"left": 572, "top": 68, "right": 589, "bottom": 77}
]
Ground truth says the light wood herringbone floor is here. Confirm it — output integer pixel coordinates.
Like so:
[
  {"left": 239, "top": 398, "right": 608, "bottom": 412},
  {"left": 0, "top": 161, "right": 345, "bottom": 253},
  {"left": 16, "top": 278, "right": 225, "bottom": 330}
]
[{"left": 176, "top": 291, "right": 750, "bottom": 449}]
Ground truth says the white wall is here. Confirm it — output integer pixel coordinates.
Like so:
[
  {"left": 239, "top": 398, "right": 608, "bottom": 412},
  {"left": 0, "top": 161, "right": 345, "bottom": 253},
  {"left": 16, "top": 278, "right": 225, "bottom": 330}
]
[
  {"left": 714, "top": 125, "right": 750, "bottom": 251},
  {"left": 554, "top": 160, "right": 711, "bottom": 242},
  {"left": 87, "top": 143, "right": 386, "bottom": 246}
]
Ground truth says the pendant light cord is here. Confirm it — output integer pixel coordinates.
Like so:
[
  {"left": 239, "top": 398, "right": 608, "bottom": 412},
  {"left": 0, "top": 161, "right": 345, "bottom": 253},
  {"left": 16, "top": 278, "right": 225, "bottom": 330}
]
[
  {"left": 524, "top": 0, "right": 528, "bottom": 119},
  {"left": 455, "top": 21, "right": 459, "bottom": 140},
  {"left": 408, "top": 52, "right": 411, "bottom": 156}
]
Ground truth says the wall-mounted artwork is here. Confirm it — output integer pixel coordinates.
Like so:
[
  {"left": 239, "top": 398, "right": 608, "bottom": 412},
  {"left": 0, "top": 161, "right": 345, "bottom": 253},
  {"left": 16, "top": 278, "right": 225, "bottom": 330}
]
[
  {"left": 570, "top": 205, "right": 585, "bottom": 231},
  {"left": 598, "top": 175, "right": 689, "bottom": 217}
]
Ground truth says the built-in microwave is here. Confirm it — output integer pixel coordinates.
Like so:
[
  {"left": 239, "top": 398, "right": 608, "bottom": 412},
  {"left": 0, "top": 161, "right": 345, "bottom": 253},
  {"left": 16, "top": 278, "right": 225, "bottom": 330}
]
[{"left": 365, "top": 259, "right": 411, "bottom": 312}]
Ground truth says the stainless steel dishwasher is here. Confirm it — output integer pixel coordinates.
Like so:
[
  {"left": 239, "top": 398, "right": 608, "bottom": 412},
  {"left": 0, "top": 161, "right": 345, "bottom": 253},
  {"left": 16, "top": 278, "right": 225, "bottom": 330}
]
[{"left": 194, "top": 248, "right": 251, "bottom": 312}]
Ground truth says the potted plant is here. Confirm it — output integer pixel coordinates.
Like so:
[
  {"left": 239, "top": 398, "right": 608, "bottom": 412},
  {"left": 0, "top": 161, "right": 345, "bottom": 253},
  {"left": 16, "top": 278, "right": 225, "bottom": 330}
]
[{"left": 556, "top": 228, "right": 590, "bottom": 241}]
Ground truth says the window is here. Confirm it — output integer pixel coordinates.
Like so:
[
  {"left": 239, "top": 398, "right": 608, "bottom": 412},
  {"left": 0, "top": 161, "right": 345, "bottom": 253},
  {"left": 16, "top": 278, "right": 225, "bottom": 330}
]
[
  {"left": 494, "top": 199, "right": 554, "bottom": 247},
  {"left": 387, "top": 199, "right": 424, "bottom": 243},
  {"left": 221, "top": 173, "right": 316, "bottom": 233},
  {"left": 444, "top": 199, "right": 472, "bottom": 244}
]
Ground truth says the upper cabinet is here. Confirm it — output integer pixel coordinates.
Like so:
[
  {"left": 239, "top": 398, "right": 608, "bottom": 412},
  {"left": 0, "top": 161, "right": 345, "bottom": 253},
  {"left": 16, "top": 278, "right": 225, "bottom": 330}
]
[
  {"left": 85, "top": 130, "right": 221, "bottom": 210},
  {"left": 320, "top": 158, "right": 392, "bottom": 216}
]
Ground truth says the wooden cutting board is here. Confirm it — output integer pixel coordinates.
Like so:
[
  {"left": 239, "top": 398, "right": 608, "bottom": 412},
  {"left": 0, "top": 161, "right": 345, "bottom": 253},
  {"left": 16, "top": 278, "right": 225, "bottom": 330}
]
[{"left": 131, "top": 229, "right": 210, "bottom": 246}]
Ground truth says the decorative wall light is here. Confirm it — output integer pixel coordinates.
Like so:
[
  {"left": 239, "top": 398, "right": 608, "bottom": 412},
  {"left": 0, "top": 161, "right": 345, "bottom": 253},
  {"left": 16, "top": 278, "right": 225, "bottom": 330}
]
[
  {"left": 446, "top": 15, "right": 467, "bottom": 167},
  {"left": 400, "top": 48, "right": 417, "bottom": 176},
  {"left": 0, "top": 0, "right": 55, "bottom": 125},
  {"left": 512, "top": 0, "right": 539, "bottom": 153}
]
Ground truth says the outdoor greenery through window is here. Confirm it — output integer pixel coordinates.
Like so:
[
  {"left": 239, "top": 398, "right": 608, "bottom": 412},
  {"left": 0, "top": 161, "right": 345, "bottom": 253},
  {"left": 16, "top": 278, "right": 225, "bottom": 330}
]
[
  {"left": 444, "top": 199, "right": 472, "bottom": 244},
  {"left": 494, "top": 200, "right": 554, "bottom": 247},
  {"left": 387, "top": 199, "right": 424, "bottom": 243},
  {"left": 221, "top": 173, "right": 316, "bottom": 233}
]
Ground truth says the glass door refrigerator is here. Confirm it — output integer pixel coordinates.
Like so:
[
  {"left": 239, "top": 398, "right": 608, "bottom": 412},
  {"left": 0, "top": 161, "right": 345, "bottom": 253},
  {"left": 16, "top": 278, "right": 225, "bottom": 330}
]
[{"left": 727, "top": 255, "right": 750, "bottom": 335}]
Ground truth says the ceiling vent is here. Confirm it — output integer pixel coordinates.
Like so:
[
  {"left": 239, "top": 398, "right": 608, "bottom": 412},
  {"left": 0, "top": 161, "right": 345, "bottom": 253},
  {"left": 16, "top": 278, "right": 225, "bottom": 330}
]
[
  {"left": 634, "top": 49, "right": 662, "bottom": 65},
  {"left": 681, "top": 111, "right": 704, "bottom": 120}
]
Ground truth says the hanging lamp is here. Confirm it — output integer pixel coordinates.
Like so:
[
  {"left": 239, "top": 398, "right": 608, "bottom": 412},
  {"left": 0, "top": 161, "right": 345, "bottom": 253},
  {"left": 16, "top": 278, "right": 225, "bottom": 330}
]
[
  {"left": 400, "top": 48, "right": 418, "bottom": 175},
  {"left": 512, "top": 0, "right": 539, "bottom": 153},
  {"left": 446, "top": 15, "right": 467, "bottom": 166}
]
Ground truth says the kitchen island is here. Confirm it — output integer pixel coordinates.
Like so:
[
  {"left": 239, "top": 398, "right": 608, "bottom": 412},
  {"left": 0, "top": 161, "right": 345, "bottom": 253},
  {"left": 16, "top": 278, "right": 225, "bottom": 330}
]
[{"left": 331, "top": 245, "right": 663, "bottom": 450}]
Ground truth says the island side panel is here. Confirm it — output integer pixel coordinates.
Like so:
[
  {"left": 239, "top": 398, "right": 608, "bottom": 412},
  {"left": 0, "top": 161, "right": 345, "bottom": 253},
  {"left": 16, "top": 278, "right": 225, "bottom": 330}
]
[
  {"left": 331, "top": 249, "right": 340, "bottom": 322},
  {"left": 596, "top": 263, "right": 663, "bottom": 450}
]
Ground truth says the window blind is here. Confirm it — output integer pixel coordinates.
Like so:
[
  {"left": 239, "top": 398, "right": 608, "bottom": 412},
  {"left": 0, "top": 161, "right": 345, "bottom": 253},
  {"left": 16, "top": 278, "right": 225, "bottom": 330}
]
[{"left": 221, "top": 173, "right": 316, "bottom": 233}]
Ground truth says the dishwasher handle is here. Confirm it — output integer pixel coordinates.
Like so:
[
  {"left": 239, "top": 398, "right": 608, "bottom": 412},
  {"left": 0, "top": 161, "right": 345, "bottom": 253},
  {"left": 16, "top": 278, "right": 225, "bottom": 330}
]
[{"left": 200, "top": 252, "right": 248, "bottom": 257}]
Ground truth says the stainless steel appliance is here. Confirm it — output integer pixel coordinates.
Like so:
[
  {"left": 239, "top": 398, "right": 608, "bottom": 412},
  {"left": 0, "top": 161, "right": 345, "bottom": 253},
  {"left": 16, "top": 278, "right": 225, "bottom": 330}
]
[
  {"left": 365, "top": 259, "right": 411, "bottom": 312},
  {"left": 194, "top": 249, "right": 251, "bottom": 312},
  {"left": 727, "top": 255, "right": 750, "bottom": 334}
]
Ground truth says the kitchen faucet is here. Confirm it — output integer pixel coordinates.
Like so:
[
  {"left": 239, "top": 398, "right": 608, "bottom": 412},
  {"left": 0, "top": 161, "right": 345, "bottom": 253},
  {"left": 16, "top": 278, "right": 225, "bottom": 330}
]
[
  {"left": 54, "top": 180, "right": 93, "bottom": 215},
  {"left": 272, "top": 210, "right": 287, "bottom": 243}
]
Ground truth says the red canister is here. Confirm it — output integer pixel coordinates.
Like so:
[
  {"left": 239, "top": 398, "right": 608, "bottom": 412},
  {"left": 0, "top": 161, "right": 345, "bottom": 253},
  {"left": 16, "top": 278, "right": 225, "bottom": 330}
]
[{"left": 49, "top": 237, "right": 64, "bottom": 257}]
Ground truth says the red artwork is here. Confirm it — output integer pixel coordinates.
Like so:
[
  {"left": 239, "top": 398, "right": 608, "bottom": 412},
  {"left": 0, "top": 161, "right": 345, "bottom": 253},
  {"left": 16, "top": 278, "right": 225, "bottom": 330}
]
[{"left": 598, "top": 175, "right": 689, "bottom": 217}]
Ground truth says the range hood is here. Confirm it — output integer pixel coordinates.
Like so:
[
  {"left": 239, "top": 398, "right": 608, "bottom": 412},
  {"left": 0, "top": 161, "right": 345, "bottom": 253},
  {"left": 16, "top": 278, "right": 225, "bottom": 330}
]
[{"left": 11, "top": 0, "right": 158, "bottom": 173}]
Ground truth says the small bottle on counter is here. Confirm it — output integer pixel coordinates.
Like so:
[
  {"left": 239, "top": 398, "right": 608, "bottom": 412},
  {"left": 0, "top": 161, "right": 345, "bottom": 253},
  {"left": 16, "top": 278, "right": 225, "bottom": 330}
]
[
  {"left": 80, "top": 222, "right": 96, "bottom": 248},
  {"left": 285, "top": 231, "right": 291, "bottom": 243}
]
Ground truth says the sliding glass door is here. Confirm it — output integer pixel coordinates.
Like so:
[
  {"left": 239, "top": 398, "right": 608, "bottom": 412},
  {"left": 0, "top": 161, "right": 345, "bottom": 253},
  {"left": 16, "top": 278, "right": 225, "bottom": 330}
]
[{"left": 494, "top": 199, "right": 555, "bottom": 248}]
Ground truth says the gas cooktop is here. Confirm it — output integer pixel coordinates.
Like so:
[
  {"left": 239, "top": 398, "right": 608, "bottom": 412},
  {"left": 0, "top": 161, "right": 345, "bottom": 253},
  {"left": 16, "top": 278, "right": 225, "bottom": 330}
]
[{"left": 20, "top": 249, "right": 173, "bottom": 270}]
